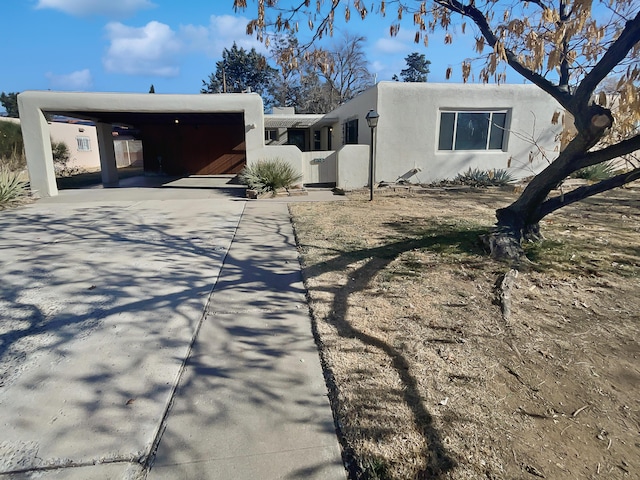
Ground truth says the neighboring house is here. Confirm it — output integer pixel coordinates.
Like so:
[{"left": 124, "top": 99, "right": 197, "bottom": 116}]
[
  {"left": 1, "top": 116, "right": 142, "bottom": 173},
  {"left": 49, "top": 119, "right": 143, "bottom": 170},
  {"left": 48, "top": 119, "right": 100, "bottom": 171},
  {"left": 18, "top": 85, "right": 562, "bottom": 197}
]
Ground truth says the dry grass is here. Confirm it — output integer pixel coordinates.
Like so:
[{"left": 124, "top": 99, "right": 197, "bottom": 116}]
[{"left": 290, "top": 187, "right": 640, "bottom": 480}]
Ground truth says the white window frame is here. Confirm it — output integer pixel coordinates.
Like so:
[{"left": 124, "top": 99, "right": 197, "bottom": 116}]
[
  {"left": 76, "top": 136, "right": 91, "bottom": 152},
  {"left": 438, "top": 109, "right": 509, "bottom": 151}
]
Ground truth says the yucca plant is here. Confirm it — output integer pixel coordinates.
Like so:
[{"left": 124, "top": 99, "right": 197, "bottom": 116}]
[
  {"left": 0, "top": 166, "right": 30, "bottom": 208},
  {"left": 572, "top": 161, "right": 617, "bottom": 181},
  {"left": 455, "top": 167, "right": 490, "bottom": 186},
  {"left": 454, "top": 167, "right": 514, "bottom": 187},
  {"left": 486, "top": 168, "right": 515, "bottom": 186},
  {"left": 240, "top": 158, "right": 302, "bottom": 194}
]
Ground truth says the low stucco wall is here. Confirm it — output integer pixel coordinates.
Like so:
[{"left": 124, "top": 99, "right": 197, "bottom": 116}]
[
  {"left": 302, "top": 151, "right": 336, "bottom": 184},
  {"left": 257, "top": 145, "right": 305, "bottom": 184},
  {"left": 336, "top": 145, "right": 370, "bottom": 189}
]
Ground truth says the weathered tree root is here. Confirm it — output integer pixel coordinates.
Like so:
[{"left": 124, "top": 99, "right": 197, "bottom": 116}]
[
  {"left": 494, "top": 268, "right": 523, "bottom": 358},
  {"left": 496, "top": 268, "right": 519, "bottom": 326}
]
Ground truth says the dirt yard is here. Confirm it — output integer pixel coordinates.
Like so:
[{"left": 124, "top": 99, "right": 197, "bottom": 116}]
[{"left": 290, "top": 186, "right": 639, "bottom": 480}]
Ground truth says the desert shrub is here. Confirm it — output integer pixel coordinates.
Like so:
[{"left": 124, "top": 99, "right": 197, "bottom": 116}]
[
  {"left": 51, "top": 140, "right": 79, "bottom": 177},
  {"left": 240, "top": 158, "right": 302, "bottom": 193},
  {"left": 0, "top": 166, "right": 29, "bottom": 208},
  {"left": 454, "top": 168, "right": 515, "bottom": 187},
  {"left": 572, "top": 161, "right": 617, "bottom": 181},
  {"left": 0, "top": 121, "right": 26, "bottom": 171}
]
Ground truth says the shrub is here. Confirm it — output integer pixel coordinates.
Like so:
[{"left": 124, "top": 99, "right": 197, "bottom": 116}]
[
  {"left": 0, "top": 166, "right": 29, "bottom": 208},
  {"left": 454, "top": 167, "right": 515, "bottom": 187},
  {"left": 0, "top": 121, "right": 26, "bottom": 171},
  {"left": 240, "top": 158, "right": 302, "bottom": 194},
  {"left": 572, "top": 161, "right": 617, "bottom": 181},
  {"left": 51, "top": 140, "right": 78, "bottom": 177}
]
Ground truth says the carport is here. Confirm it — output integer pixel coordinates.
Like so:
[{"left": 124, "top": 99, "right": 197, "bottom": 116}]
[{"left": 17, "top": 91, "right": 265, "bottom": 197}]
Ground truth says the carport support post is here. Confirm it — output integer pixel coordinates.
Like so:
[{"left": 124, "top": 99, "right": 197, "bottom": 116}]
[
  {"left": 17, "top": 95, "right": 58, "bottom": 197},
  {"left": 97, "top": 123, "right": 118, "bottom": 186}
]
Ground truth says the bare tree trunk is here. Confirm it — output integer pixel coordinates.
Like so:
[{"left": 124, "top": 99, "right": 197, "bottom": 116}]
[{"left": 487, "top": 107, "right": 615, "bottom": 260}]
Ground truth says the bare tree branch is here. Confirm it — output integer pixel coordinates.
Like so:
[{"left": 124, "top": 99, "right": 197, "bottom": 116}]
[
  {"left": 576, "top": 134, "right": 640, "bottom": 170},
  {"left": 535, "top": 167, "right": 640, "bottom": 220},
  {"left": 434, "top": 0, "right": 574, "bottom": 111},
  {"left": 572, "top": 11, "right": 640, "bottom": 108}
]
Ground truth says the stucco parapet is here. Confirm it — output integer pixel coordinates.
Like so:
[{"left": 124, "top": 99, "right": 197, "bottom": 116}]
[{"left": 18, "top": 91, "right": 264, "bottom": 115}]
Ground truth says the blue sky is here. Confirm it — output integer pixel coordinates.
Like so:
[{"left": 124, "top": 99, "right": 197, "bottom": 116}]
[{"left": 2, "top": 0, "right": 492, "bottom": 97}]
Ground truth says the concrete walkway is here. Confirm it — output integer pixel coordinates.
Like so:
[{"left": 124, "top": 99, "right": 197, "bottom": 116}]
[{"left": 0, "top": 177, "right": 345, "bottom": 479}]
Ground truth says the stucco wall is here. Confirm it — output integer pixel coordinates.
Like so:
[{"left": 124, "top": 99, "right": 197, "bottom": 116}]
[
  {"left": 330, "top": 82, "right": 563, "bottom": 184},
  {"left": 335, "top": 145, "right": 370, "bottom": 189},
  {"left": 256, "top": 145, "right": 304, "bottom": 182},
  {"left": 302, "top": 151, "right": 336, "bottom": 184},
  {"left": 328, "top": 88, "right": 379, "bottom": 148}
]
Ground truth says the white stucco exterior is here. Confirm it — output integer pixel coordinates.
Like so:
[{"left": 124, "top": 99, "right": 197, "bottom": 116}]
[
  {"left": 328, "top": 82, "right": 563, "bottom": 187},
  {"left": 18, "top": 91, "right": 265, "bottom": 197},
  {"left": 17, "top": 84, "right": 563, "bottom": 196}
]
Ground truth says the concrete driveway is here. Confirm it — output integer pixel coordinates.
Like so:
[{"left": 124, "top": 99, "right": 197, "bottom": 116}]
[{"left": 1, "top": 177, "right": 344, "bottom": 479}]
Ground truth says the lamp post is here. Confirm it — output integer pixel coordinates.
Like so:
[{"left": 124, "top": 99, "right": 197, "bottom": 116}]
[{"left": 365, "top": 109, "right": 379, "bottom": 201}]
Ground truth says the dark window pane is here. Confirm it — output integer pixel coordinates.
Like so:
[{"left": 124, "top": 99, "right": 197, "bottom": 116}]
[
  {"left": 455, "top": 112, "right": 490, "bottom": 150},
  {"left": 489, "top": 112, "right": 506, "bottom": 149},
  {"left": 438, "top": 112, "right": 455, "bottom": 150},
  {"left": 345, "top": 119, "right": 358, "bottom": 144},
  {"left": 288, "top": 129, "right": 306, "bottom": 150}
]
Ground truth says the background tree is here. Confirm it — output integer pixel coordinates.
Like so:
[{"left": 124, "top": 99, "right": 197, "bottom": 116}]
[
  {"left": 201, "top": 43, "right": 278, "bottom": 109},
  {"left": 234, "top": 0, "right": 640, "bottom": 260},
  {"left": 396, "top": 52, "right": 432, "bottom": 82},
  {"left": 0, "top": 92, "right": 19, "bottom": 118},
  {"left": 268, "top": 33, "right": 373, "bottom": 112},
  {"left": 317, "top": 33, "right": 374, "bottom": 109},
  {"left": 0, "top": 121, "right": 25, "bottom": 171}
]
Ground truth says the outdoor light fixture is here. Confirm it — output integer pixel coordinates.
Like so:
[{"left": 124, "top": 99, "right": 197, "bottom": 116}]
[
  {"left": 366, "top": 109, "right": 379, "bottom": 128},
  {"left": 365, "top": 109, "right": 379, "bottom": 201}
]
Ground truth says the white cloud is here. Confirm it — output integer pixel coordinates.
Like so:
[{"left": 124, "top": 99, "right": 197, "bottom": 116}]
[
  {"left": 374, "top": 37, "right": 408, "bottom": 55},
  {"left": 181, "top": 15, "right": 267, "bottom": 58},
  {"left": 101, "top": 15, "right": 268, "bottom": 79},
  {"left": 35, "top": 0, "right": 155, "bottom": 17},
  {"left": 45, "top": 69, "right": 93, "bottom": 90},
  {"left": 103, "top": 21, "right": 183, "bottom": 77}
]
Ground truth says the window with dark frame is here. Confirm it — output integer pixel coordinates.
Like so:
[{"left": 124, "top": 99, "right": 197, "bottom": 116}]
[
  {"left": 313, "top": 130, "right": 321, "bottom": 150},
  {"left": 438, "top": 111, "right": 508, "bottom": 151},
  {"left": 344, "top": 118, "right": 358, "bottom": 144},
  {"left": 265, "top": 129, "right": 278, "bottom": 142}
]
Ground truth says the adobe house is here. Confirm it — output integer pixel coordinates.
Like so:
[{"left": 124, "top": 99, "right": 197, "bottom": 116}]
[
  {"left": 260, "top": 82, "right": 563, "bottom": 189},
  {"left": 325, "top": 82, "right": 563, "bottom": 186},
  {"left": 18, "top": 91, "right": 264, "bottom": 197},
  {"left": 18, "top": 83, "right": 562, "bottom": 197}
]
